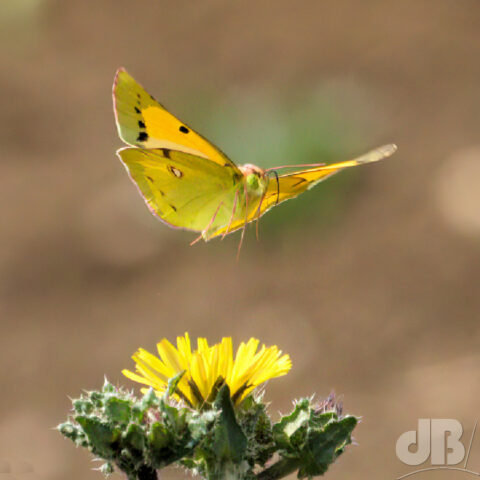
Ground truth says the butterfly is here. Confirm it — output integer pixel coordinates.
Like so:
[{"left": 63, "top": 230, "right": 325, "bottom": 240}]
[{"left": 113, "top": 68, "right": 396, "bottom": 250}]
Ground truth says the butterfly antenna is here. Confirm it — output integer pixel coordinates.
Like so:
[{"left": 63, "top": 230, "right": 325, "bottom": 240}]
[
  {"left": 190, "top": 201, "right": 224, "bottom": 246},
  {"left": 222, "top": 189, "right": 239, "bottom": 240},
  {"left": 264, "top": 162, "right": 325, "bottom": 173}
]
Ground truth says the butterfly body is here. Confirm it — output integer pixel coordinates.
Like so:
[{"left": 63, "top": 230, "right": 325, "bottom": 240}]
[{"left": 113, "top": 68, "right": 397, "bottom": 243}]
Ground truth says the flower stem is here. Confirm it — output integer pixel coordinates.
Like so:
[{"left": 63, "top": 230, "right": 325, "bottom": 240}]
[
  {"left": 136, "top": 465, "right": 157, "bottom": 480},
  {"left": 257, "top": 458, "right": 301, "bottom": 480}
]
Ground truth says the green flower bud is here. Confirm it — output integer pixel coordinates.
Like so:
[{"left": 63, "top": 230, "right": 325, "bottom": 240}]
[{"left": 58, "top": 422, "right": 78, "bottom": 440}]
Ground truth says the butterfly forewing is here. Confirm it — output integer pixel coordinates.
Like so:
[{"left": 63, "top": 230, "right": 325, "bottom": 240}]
[
  {"left": 113, "top": 69, "right": 238, "bottom": 170},
  {"left": 209, "top": 144, "right": 397, "bottom": 239},
  {"left": 260, "top": 143, "right": 398, "bottom": 210}
]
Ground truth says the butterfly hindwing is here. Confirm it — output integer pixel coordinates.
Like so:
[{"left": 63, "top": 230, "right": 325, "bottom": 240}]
[
  {"left": 117, "top": 147, "right": 244, "bottom": 234},
  {"left": 113, "top": 68, "right": 238, "bottom": 169}
]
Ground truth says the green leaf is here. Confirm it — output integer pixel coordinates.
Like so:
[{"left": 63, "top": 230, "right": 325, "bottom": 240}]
[
  {"left": 89, "top": 391, "right": 104, "bottom": 408},
  {"left": 298, "top": 415, "right": 357, "bottom": 478},
  {"left": 164, "top": 371, "right": 185, "bottom": 398},
  {"left": 131, "top": 402, "right": 145, "bottom": 423},
  {"left": 272, "top": 399, "right": 310, "bottom": 450},
  {"left": 124, "top": 423, "right": 146, "bottom": 452},
  {"left": 212, "top": 384, "right": 247, "bottom": 463},
  {"left": 141, "top": 388, "right": 159, "bottom": 410},
  {"left": 237, "top": 398, "right": 275, "bottom": 467},
  {"left": 148, "top": 422, "right": 171, "bottom": 451},
  {"left": 76, "top": 416, "right": 120, "bottom": 458},
  {"left": 160, "top": 400, "right": 185, "bottom": 433},
  {"left": 147, "top": 421, "right": 188, "bottom": 468},
  {"left": 264, "top": 399, "right": 358, "bottom": 479},
  {"left": 105, "top": 397, "right": 131, "bottom": 425}
]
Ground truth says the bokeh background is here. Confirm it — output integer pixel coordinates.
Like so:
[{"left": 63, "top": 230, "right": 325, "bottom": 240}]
[{"left": 1, "top": 1, "right": 480, "bottom": 479}]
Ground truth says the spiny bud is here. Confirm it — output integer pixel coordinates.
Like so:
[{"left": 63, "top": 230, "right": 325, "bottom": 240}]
[{"left": 99, "top": 462, "right": 114, "bottom": 477}]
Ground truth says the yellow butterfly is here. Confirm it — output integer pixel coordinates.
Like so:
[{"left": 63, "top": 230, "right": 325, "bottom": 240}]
[{"left": 113, "top": 68, "right": 396, "bottom": 249}]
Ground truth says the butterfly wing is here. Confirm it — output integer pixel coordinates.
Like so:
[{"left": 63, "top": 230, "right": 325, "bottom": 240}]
[
  {"left": 113, "top": 68, "right": 238, "bottom": 169},
  {"left": 209, "top": 144, "right": 397, "bottom": 238},
  {"left": 118, "top": 147, "right": 243, "bottom": 235},
  {"left": 263, "top": 144, "right": 398, "bottom": 207}
]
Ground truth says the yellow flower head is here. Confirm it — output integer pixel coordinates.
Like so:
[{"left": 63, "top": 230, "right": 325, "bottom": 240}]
[{"left": 122, "top": 333, "right": 292, "bottom": 408}]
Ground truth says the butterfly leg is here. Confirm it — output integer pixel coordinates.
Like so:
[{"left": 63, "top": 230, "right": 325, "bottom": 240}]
[
  {"left": 255, "top": 191, "right": 267, "bottom": 241},
  {"left": 236, "top": 183, "right": 249, "bottom": 260},
  {"left": 190, "top": 200, "right": 225, "bottom": 246},
  {"left": 222, "top": 189, "right": 240, "bottom": 240}
]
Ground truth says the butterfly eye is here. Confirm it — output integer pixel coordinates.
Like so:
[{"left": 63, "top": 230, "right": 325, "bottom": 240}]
[
  {"left": 246, "top": 173, "right": 259, "bottom": 190},
  {"left": 179, "top": 125, "right": 189, "bottom": 134}
]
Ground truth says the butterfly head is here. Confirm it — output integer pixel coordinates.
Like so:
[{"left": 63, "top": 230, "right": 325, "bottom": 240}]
[{"left": 240, "top": 164, "right": 268, "bottom": 197}]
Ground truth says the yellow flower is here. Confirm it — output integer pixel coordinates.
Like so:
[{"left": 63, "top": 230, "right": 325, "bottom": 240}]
[{"left": 122, "top": 333, "right": 292, "bottom": 408}]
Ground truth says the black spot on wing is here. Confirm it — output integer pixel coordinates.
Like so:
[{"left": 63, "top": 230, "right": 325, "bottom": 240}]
[
  {"left": 161, "top": 148, "right": 171, "bottom": 159},
  {"left": 134, "top": 106, "right": 141, "bottom": 114},
  {"left": 137, "top": 132, "right": 149, "bottom": 142},
  {"left": 138, "top": 120, "right": 146, "bottom": 129},
  {"left": 179, "top": 125, "right": 189, "bottom": 134},
  {"left": 146, "top": 176, "right": 154, "bottom": 182},
  {"left": 170, "top": 204, "right": 177, "bottom": 212}
]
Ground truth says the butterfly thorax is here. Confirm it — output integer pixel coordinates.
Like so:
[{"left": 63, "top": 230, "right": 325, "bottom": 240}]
[{"left": 239, "top": 164, "right": 268, "bottom": 198}]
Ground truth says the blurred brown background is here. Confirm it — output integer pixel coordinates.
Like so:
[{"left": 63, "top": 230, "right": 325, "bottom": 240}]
[{"left": 1, "top": 1, "right": 480, "bottom": 479}]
